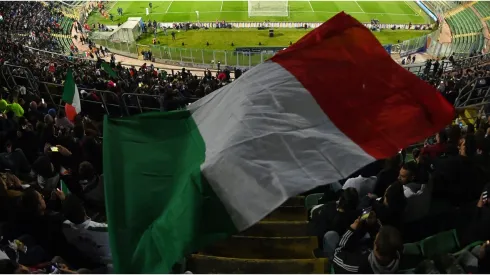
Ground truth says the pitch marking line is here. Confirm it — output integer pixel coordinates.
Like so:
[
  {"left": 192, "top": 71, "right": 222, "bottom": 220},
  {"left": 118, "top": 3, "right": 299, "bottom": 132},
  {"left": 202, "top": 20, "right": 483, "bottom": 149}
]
[
  {"left": 307, "top": 0, "right": 314, "bottom": 12},
  {"left": 125, "top": 11, "right": 417, "bottom": 16},
  {"left": 355, "top": 1, "right": 365, "bottom": 13},
  {"left": 165, "top": 0, "right": 175, "bottom": 15},
  {"left": 404, "top": 1, "right": 421, "bottom": 17},
  {"left": 220, "top": 0, "right": 224, "bottom": 11}
]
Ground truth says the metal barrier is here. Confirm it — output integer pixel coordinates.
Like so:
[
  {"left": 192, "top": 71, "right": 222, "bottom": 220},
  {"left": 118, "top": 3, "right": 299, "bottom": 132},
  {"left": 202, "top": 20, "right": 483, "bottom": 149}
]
[
  {"left": 455, "top": 79, "right": 490, "bottom": 108},
  {"left": 38, "top": 82, "right": 125, "bottom": 118},
  {"left": 24, "top": 46, "right": 228, "bottom": 77},
  {"left": 121, "top": 92, "right": 161, "bottom": 115},
  {"left": 1, "top": 64, "right": 39, "bottom": 93}
]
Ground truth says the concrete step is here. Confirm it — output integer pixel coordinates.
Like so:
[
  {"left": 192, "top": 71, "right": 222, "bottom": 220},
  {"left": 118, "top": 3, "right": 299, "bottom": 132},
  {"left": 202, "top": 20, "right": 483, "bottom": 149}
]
[
  {"left": 200, "top": 236, "right": 316, "bottom": 259},
  {"left": 238, "top": 221, "right": 311, "bottom": 237},
  {"left": 188, "top": 254, "right": 328, "bottom": 274},
  {"left": 263, "top": 206, "right": 307, "bottom": 222}
]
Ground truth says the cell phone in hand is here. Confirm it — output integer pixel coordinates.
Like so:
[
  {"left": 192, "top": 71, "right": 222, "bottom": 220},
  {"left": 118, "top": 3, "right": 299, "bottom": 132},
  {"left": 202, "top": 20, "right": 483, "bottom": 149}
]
[
  {"left": 360, "top": 207, "right": 372, "bottom": 220},
  {"left": 50, "top": 146, "right": 59, "bottom": 152}
]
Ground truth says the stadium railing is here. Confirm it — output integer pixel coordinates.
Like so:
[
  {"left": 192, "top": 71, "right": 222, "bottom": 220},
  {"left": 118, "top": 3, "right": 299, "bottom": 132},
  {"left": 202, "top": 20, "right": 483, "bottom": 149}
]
[
  {"left": 24, "top": 46, "right": 226, "bottom": 78},
  {"left": 1, "top": 64, "right": 39, "bottom": 94}
]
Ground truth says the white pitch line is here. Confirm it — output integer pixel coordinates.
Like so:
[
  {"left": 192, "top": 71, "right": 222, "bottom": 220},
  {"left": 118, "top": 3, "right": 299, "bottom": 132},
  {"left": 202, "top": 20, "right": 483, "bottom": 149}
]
[
  {"left": 165, "top": 0, "right": 174, "bottom": 15},
  {"left": 124, "top": 11, "right": 417, "bottom": 16},
  {"left": 355, "top": 1, "right": 365, "bottom": 13},
  {"left": 404, "top": 1, "right": 421, "bottom": 16},
  {"left": 220, "top": 0, "right": 224, "bottom": 12},
  {"left": 307, "top": 0, "right": 314, "bottom": 12}
]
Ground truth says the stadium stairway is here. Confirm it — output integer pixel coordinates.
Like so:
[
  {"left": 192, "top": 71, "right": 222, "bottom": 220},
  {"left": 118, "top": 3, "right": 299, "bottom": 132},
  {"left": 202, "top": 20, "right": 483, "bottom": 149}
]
[{"left": 187, "top": 196, "right": 330, "bottom": 273}]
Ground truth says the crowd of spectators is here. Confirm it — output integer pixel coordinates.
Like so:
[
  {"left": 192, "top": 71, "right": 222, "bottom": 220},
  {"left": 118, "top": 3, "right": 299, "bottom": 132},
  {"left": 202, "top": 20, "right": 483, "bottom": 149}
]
[
  {"left": 308, "top": 110, "right": 490, "bottom": 273},
  {"left": 0, "top": 1, "right": 237, "bottom": 273}
]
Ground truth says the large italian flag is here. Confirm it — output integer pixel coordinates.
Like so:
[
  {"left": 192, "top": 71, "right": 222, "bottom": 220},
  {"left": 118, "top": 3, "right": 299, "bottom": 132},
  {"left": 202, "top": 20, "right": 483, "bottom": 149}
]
[
  {"left": 62, "top": 69, "right": 81, "bottom": 121},
  {"left": 103, "top": 12, "right": 455, "bottom": 274}
]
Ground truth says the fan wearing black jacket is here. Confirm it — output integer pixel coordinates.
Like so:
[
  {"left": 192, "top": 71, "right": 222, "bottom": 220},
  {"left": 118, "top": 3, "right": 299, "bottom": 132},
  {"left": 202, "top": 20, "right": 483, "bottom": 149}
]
[
  {"left": 332, "top": 214, "right": 403, "bottom": 274},
  {"left": 309, "top": 188, "right": 359, "bottom": 258}
]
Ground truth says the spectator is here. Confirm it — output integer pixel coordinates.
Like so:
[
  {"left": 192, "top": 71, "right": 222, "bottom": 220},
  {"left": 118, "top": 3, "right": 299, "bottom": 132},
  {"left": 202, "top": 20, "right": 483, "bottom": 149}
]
[
  {"left": 62, "top": 194, "right": 111, "bottom": 267},
  {"left": 420, "top": 129, "right": 448, "bottom": 159},
  {"left": 333, "top": 218, "right": 403, "bottom": 274},
  {"left": 309, "top": 188, "right": 359, "bottom": 258},
  {"left": 398, "top": 162, "right": 432, "bottom": 222},
  {"left": 372, "top": 154, "right": 402, "bottom": 198},
  {"left": 432, "top": 134, "right": 486, "bottom": 204},
  {"left": 362, "top": 182, "right": 407, "bottom": 229}
]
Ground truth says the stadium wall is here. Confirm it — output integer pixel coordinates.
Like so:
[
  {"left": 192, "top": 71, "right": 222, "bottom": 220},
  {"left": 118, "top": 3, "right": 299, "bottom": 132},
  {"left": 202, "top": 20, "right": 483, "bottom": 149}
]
[{"left": 415, "top": 1, "right": 438, "bottom": 22}]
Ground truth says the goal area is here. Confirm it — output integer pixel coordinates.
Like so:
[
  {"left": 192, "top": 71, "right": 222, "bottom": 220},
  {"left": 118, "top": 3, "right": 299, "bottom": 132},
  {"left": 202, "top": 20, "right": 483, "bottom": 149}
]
[{"left": 248, "top": 0, "right": 289, "bottom": 17}]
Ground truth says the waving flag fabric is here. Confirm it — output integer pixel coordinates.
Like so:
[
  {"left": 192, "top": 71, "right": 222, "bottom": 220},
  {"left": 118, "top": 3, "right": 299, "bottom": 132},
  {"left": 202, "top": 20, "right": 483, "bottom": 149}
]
[{"left": 103, "top": 12, "right": 455, "bottom": 274}]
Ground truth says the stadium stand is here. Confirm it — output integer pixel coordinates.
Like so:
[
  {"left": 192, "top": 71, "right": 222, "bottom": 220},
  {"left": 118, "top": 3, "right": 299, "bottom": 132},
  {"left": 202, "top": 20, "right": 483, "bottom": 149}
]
[
  {"left": 474, "top": 1, "right": 490, "bottom": 29},
  {"left": 422, "top": 1, "right": 460, "bottom": 13},
  {"left": 445, "top": 5, "right": 484, "bottom": 54},
  {"left": 0, "top": 0, "right": 490, "bottom": 274}
]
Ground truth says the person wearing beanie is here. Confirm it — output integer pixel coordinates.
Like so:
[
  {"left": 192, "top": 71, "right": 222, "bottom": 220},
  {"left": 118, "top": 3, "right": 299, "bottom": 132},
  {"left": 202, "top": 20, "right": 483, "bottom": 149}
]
[{"left": 48, "top": 108, "right": 56, "bottom": 118}]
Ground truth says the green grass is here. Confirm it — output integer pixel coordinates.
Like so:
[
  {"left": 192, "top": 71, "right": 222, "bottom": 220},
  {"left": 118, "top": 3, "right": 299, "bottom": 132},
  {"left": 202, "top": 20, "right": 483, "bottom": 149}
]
[
  {"left": 136, "top": 28, "right": 431, "bottom": 50},
  {"left": 94, "top": 27, "right": 430, "bottom": 67},
  {"left": 87, "top": 0, "right": 431, "bottom": 25},
  {"left": 88, "top": 0, "right": 432, "bottom": 66}
]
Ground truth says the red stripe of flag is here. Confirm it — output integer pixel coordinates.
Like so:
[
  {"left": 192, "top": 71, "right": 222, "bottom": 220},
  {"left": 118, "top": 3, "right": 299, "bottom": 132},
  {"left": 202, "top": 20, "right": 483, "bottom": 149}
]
[{"left": 270, "top": 12, "right": 454, "bottom": 159}]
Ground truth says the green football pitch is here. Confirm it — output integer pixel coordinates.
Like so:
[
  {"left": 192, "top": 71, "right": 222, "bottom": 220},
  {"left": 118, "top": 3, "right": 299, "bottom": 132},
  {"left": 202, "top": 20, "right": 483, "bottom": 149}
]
[
  {"left": 87, "top": 1, "right": 431, "bottom": 25},
  {"left": 88, "top": 1, "right": 432, "bottom": 51}
]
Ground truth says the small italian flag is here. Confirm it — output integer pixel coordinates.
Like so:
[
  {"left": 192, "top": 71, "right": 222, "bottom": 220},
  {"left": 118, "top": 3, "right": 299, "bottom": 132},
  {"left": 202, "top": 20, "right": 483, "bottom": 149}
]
[{"left": 62, "top": 69, "right": 81, "bottom": 121}]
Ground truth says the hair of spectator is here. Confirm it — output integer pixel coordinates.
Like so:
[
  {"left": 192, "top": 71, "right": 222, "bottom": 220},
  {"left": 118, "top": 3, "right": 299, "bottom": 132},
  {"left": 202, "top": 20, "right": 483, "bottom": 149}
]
[
  {"left": 401, "top": 162, "right": 417, "bottom": 177},
  {"left": 63, "top": 194, "right": 87, "bottom": 225},
  {"left": 338, "top": 187, "right": 359, "bottom": 211},
  {"left": 79, "top": 161, "right": 95, "bottom": 181},
  {"left": 385, "top": 183, "right": 407, "bottom": 212},
  {"left": 438, "top": 129, "right": 448, "bottom": 143},
  {"left": 448, "top": 125, "right": 462, "bottom": 143},
  {"left": 464, "top": 134, "right": 477, "bottom": 157},
  {"left": 375, "top": 225, "right": 403, "bottom": 260},
  {"left": 20, "top": 188, "right": 43, "bottom": 217}
]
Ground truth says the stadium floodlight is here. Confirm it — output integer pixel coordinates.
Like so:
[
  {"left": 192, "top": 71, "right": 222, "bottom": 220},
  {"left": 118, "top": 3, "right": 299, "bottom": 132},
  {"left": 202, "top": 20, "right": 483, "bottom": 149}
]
[{"left": 248, "top": 0, "right": 289, "bottom": 17}]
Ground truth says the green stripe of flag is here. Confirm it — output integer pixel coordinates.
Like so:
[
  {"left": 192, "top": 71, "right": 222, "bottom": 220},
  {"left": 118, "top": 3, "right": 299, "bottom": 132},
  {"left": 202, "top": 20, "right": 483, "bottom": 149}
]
[
  {"left": 62, "top": 68, "right": 75, "bottom": 104},
  {"left": 102, "top": 62, "right": 118, "bottom": 78},
  {"left": 103, "top": 111, "right": 236, "bottom": 273}
]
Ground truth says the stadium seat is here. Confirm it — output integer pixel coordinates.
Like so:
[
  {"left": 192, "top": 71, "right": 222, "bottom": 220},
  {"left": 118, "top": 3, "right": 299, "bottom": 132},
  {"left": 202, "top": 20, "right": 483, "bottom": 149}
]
[
  {"left": 304, "top": 193, "right": 324, "bottom": 210},
  {"left": 403, "top": 242, "right": 423, "bottom": 256},
  {"left": 452, "top": 240, "right": 485, "bottom": 257},
  {"left": 420, "top": 229, "right": 460, "bottom": 258}
]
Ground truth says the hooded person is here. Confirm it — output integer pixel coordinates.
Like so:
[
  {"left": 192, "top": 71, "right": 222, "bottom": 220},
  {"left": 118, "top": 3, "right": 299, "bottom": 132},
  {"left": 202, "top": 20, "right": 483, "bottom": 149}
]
[
  {"left": 7, "top": 103, "right": 24, "bottom": 117},
  {"left": 0, "top": 99, "right": 8, "bottom": 113}
]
